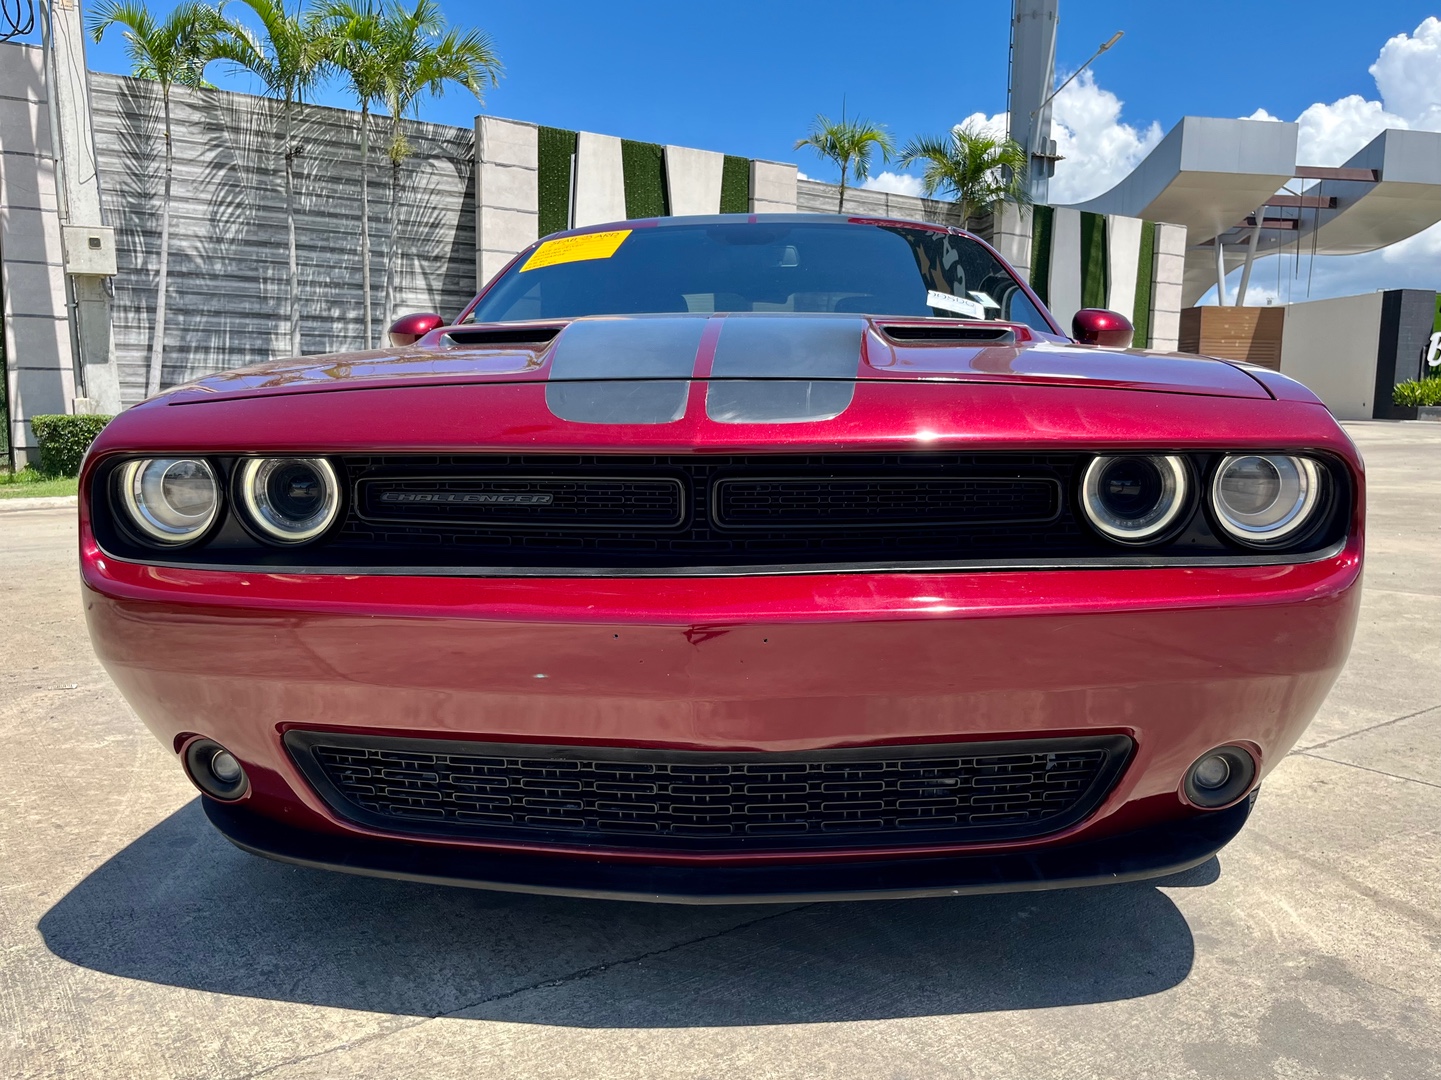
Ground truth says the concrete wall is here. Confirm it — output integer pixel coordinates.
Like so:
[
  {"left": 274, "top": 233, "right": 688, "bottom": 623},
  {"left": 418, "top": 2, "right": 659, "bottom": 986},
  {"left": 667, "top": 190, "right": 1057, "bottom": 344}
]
[
  {"left": 796, "top": 179, "right": 966, "bottom": 227},
  {"left": 88, "top": 72, "right": 478, "bottom": 404},
  {"left": 0, "top": 44, "right": 75, "bottom": 466},
  {"left": 1279, "top": 293, "right": 1386, "bottom": 420}
]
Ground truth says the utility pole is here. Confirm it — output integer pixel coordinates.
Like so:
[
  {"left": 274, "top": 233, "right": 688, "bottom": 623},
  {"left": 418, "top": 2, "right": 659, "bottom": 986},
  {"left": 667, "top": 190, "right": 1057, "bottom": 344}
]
[
  {"left": 1008, "top": 0, "right": 1059, "bottom": 206},
  {"left": 42, "top": 0, "right": 123, "bottom": 414}
]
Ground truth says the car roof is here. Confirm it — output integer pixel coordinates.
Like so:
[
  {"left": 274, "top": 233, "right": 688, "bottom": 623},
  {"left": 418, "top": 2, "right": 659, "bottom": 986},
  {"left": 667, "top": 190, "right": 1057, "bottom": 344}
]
[{"left": 541, "top": 213, "right": 980, "bottom": 243}]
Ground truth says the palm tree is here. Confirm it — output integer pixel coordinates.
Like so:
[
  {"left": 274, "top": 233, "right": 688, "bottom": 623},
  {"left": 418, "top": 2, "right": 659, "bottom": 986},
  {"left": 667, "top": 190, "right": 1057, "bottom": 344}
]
[
  {"left": 314, "top": 0, "right": 388, "bottom": 348},
  {"left": 88, "top": 0, "right": 228, "bottom": 395},
  {"left": 794, "top": 110, "right": 895, "bottom": 212},
  {"left": 376, "top": 0, "right": 500, "bottom": 327},
  {"left": 897, "top": 122, "right": 1031, "bottom": 226},
  {"left": 213, "top": 0, "right": 324, "bottom": 357}
]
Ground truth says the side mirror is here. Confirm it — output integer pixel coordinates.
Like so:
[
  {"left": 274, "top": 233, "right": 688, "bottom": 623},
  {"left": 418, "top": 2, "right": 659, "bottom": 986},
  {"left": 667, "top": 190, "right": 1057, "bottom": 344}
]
[
  {"left": 388, "top": 312, "right": 444, "bottom": 347},
  {"left": 1072, "top": 308, "right": 1134, "bottom": 348}
]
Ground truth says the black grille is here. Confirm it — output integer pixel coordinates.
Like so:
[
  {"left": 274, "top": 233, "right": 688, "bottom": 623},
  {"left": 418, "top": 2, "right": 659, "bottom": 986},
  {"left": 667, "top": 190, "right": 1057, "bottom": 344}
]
[
  {"left": 713, "top": 476, "right": 1058, "bottom": 529},
  {"left": 330, "top": 452, "right": 1096, "bottom": 569},
  {"left": 286, "top": 732, "right": 1132, "bottom": 852},
  {"left": 357, "top": 476, "right": 686, "bottom": 528}
]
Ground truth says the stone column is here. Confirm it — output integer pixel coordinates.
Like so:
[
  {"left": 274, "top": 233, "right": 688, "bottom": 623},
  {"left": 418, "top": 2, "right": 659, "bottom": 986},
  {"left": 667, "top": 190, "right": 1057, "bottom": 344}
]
[
  {"left": 475, "top": 116, "right": 538, "bottom": 288},
  {"left": 0, "top": 43, "right": 76, "bottom": 467},
  {"left": 1150, "top": 223, "right": 1187, "bottom": 352},
  {"left": 572, "top": 132, "right": 626, "bottom": 228},
  {"left": 749, "top": 160, "right": 797, "bottom": 214},
  {"left": 1047, "top": 207, "right": 1083, "bottom": 331},
  {"left": 1106, "top": 214, "right": 1144, "bottom": 318},
  {"left": 990, "top": 202, "right": 1034, "bottom": 281},
  {"left": 663, "top": 146, "right": 724, "bottom": 216}
]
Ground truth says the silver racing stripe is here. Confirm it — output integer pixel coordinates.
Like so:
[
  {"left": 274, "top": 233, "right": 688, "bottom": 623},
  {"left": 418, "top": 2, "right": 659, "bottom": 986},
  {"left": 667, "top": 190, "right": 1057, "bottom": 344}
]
[
  {"left": 546, "top": 380, "right": 691, "bottom": 424},
  {"left": 707, "top": 381, "right": 855, "bottom": 424},
  {"left": 541, "top": 315, "right": 866, "bottom": 425},
  {"left": 545, "top": 316, "right": 706, "bottom": 424},
  {"left": 707, "top": 315, "right": 863, "bottom": 422}
]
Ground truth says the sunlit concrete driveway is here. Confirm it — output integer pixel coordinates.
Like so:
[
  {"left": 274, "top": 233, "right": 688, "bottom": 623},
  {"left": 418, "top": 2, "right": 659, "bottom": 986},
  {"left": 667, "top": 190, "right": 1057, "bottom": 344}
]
[{"left": 2, "top": 422, "right": 1438, "bottom": 1080}]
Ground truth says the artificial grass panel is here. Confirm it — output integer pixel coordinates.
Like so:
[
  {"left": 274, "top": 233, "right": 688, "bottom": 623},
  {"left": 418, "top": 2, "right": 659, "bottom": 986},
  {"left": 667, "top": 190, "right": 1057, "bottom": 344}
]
[
  {"left": 720, "top": 156, "right": 751, "bottom": 214},
  {"left": 621, "top": 140, "right": 668, "bottom": 219},
  {"left": 537, "top": 126, "right": 577, "bottom": 237},
  {"left": 1029, "top": 205, "right": 1054, "bottom": 305},
  {"left": 1079, "top": 211, "right": 1108, "bottom": 312},
  {"left": 1132, "top": 220, "right": 1156, "bottom": 349}
]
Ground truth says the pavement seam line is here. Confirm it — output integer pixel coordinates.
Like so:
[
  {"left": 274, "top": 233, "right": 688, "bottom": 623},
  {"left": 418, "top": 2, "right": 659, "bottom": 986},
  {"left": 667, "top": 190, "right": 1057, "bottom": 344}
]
[
  {"left": 218, "top": 903, "right": 813, "bottom": 1080},
  {"left": 1295, "top": 703, "right": 1441, "bottom": 752},
  {"left": 1291, "top": 750, "right": 1441, "bottom": 791}
]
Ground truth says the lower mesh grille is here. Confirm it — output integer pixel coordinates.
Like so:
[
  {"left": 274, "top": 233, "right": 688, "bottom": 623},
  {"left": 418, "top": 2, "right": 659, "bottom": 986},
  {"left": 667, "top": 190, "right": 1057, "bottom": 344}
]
[{"left": 286, "top": 732, "right": 1132, "bottom": 852}]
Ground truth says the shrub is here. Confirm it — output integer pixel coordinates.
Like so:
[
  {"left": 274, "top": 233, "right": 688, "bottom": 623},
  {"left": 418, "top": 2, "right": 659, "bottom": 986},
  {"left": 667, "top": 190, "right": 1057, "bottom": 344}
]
[
  {"left": 1393, "top": 377, "right": 1441, "bottom": 408},
  {"left": 30, "top": 414, "right": 113, "bottom": 477}
]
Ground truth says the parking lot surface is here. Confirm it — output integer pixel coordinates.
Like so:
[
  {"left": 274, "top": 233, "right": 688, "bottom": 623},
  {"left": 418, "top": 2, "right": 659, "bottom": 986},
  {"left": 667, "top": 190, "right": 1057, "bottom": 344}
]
[{"left": 1, "top": 422, "right": 1437, "bottom": 1080}]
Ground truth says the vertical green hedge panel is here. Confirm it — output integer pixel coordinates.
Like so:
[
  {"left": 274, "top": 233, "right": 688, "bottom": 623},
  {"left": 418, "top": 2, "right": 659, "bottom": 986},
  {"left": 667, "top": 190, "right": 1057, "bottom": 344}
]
[
  {"left": 1029, "top": 205, "right": 1054, "bottom": 305},
  {"left": 1132, "top": 221, "right": 1156, "bottom": 349},
  {"left": 537, "top": 126, "right": 577, "bottom": 237},
  {"left": 1080, "top": 211, "right": 1108, "bottom": 311},
  {"left": 621, "top": 140, "right": 668, "bottom": 219},
  {"left": 720, "top": 155, "right": 751, "bottom": 214}
]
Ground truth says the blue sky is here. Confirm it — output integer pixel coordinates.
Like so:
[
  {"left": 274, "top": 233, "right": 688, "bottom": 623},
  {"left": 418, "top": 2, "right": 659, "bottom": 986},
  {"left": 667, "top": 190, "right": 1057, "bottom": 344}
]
[
  {"left": 25, "top": 0, "right": 1441, "bottom": 300},
  {"left": 65, "top": 0, "right": 1438, "bottom": 170}
]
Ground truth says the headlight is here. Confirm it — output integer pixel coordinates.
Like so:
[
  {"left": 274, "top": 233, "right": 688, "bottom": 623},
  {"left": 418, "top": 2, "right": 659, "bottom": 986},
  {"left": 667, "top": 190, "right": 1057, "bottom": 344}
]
[
  {"left": 235, "top": 457, "right": 340, "bottom": 544},
  {"left": 1210, "top": 454, "right": 1322, "bottom": 546},
  {"left": 115, "top": 458, "right": 221, "bottom": 546},
  {"left": 1080, "top": 454, "right": 1189, "bottom": 544}
]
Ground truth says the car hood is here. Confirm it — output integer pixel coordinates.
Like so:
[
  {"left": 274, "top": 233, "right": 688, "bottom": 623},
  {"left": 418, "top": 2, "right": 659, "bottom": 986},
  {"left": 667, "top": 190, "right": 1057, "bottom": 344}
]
[{"left": 160, "top": 313, "right": 1272, "bottom": 404}]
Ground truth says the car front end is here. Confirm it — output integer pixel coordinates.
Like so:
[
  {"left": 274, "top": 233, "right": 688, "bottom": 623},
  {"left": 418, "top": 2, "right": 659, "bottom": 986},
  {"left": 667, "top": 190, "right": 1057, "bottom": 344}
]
[{"left": 80, "top": 216, "right": 1363, "bottom": 902}]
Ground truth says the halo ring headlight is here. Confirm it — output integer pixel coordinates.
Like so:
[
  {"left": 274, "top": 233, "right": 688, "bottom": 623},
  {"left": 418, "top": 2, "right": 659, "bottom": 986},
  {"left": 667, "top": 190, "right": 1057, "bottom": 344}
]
[
  {"left": 235, "top": 457, "right": 340, "bottom": 545},
  {"left": 1080, "top": 454, "right": 1190, "bottom": 545},
  {"left": 115, "top": 458, "right": 221, "bottom": 546},
  {"left": 1210, "top": 454, "right": 1322, "bottom": 546}
]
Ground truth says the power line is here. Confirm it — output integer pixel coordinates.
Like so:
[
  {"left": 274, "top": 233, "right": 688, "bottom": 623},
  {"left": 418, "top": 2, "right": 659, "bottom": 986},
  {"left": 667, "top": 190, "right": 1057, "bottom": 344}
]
[{"left": 1, "top": 0, "right": 35, "bottom": 43}]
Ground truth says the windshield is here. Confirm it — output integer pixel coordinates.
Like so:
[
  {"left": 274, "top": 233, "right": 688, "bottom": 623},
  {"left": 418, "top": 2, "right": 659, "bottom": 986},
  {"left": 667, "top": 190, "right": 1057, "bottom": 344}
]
[{"left": 466, "top": 221, "right": 1056, "bottom": 333}]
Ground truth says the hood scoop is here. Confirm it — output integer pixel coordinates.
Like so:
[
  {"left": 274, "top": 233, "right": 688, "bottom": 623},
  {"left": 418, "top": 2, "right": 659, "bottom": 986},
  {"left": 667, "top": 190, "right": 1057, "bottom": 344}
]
[
  {"left": 443, "top": 326, "right": 562, "bottom": 348},
  {"left": 878, "top": 323, "right": 1018, "bottom": 345}
]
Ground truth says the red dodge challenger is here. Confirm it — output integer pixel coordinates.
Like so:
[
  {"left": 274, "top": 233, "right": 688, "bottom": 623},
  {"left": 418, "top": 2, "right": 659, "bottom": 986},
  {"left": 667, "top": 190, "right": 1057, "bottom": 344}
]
[{"left": 80, "top": 215, "right": 1362, "bottom": 902}]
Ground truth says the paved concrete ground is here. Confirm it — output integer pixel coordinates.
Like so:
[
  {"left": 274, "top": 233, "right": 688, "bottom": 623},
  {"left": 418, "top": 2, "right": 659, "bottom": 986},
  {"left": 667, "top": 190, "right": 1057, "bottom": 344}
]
[{"left": 1, "top": 422, "right": 1437, "bottom": 1080}]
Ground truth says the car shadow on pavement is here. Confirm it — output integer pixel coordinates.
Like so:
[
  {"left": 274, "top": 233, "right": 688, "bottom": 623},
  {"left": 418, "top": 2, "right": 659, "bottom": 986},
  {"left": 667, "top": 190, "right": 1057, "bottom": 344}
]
[{"left": 39, "top": 800, "right": 1213, "bottom": 1025}]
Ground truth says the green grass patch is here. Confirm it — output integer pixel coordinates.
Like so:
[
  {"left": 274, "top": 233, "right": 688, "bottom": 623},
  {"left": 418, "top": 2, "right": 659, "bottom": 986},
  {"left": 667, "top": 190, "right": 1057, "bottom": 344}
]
[{"left": 0, "top": 469, "right": 78, "bottom": 499}]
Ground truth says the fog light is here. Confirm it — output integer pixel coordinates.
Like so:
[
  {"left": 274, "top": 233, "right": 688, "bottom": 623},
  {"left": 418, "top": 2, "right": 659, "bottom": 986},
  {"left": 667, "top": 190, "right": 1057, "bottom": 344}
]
[
  {"left": 1192, "top": 755, "right": 1231, "bottom": 790},
  {"left": 1183, "top": 746, "right": 1255, "bottom": 808},
  {"left": 183, "top": 738, "right": 249, "bottom": 801},
  {"left": 209, "top": 750, "right": 242, "bottom": 784}
]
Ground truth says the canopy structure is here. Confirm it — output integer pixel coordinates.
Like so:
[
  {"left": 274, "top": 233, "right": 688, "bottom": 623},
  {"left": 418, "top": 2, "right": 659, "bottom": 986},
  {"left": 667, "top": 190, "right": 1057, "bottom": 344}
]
[{"left": 1069, "top": 118, "right": 1441, "bottom": 305}]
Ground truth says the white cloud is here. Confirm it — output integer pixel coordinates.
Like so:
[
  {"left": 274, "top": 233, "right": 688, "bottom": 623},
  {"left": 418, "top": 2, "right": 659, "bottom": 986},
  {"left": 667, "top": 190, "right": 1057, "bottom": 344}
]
[
  {"left": 1249, "top": 15, "right": 1440, "bottom": 164},
  {"left": 1370, "top": 16, "right": 1441, "bottom": 130},
  {"left": 1046, "top": 71, "right": 1163, "bottom": 204},
  {"left": 1195, "top": 16, "right": 1441, "bottom": 303},
  {"left": 859, "top": 171, "right": 924, "bottom": 197}
]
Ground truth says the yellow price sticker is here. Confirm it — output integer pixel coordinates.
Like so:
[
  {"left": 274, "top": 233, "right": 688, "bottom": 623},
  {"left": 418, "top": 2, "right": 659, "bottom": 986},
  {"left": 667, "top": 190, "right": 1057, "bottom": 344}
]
[{"left": 521, "top": 229, "right": 632, "bottom": 272}]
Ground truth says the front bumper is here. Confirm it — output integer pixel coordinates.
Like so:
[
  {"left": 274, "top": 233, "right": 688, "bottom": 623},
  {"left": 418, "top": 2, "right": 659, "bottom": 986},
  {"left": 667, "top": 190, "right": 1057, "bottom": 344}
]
[
  {"left": 205, "top": 792, "right": 1255, "bottom": 904},
  {"left": 83, "top": 540, "right": 1361, "bottom": 895}
]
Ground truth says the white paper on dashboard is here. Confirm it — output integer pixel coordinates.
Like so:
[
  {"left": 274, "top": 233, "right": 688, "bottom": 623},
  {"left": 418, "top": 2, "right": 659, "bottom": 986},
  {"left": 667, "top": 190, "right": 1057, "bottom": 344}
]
[
  {"left": 968, "top": 290, "right": 1000, "bottom": 310},
  {"left": 925, "top": 290, "right": 986, "bottom": 319}
]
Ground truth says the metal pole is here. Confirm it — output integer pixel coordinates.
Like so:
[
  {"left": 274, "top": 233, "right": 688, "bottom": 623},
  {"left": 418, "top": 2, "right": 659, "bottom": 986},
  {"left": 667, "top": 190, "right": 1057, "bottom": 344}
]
[
  {"left": 1236, "top": 209, "right": 1264, "bottom": 306},
  {"left": 1214, "top": 240, "right": 1228, "bottom": 306},
  {"left": 43, "top": 0, "right": 123, "bottom": 414}
]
